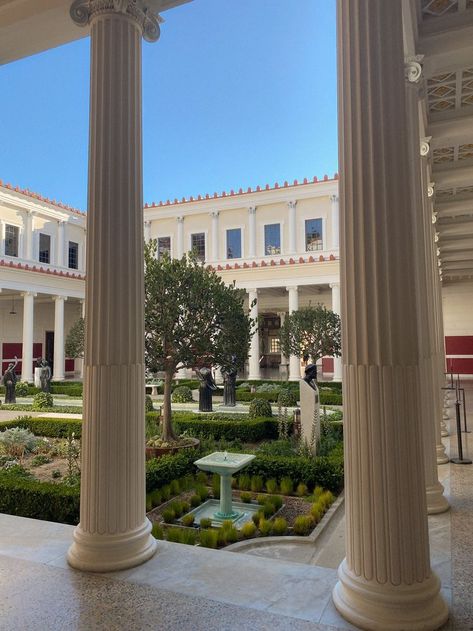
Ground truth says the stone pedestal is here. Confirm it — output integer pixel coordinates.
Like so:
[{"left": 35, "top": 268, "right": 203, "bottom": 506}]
[
  {"left": 333, "top": 2, "right": 448, "bottom": 628},
  {"left": 67, "top": 1, "right": 160, "bottom": 572},
  {"left": 299, "top": 379, "right": 319, "bottom": 452}
]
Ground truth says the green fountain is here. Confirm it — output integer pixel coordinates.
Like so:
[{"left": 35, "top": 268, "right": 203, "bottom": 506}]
[{"left": 194, "top": 451, "right": 255, "bottom": 521}]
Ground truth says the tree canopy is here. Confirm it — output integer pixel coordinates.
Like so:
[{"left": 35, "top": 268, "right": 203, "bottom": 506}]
[
  {"left": 280, "top": 305, "right": 341, "bottom": 364},
  {"left": 65, "top": 317, "right": 84, "bottom": 359}
]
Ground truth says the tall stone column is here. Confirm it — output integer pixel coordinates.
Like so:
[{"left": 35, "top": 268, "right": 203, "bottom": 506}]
[
  {"left": 330, "top": 282, "right": 342, "bottom": 381},
  {"left": 79, "top": 299, "right": 85, "bottom": 379},
  {"left": 210, "top": 211, "right": 219, "bottom": 261},
  {"left": 23, "top": 211, "right": 34, "bottom": 261},
  {"left": 248, "top": 206, "right": 256, "bottom": 258},
  {"left": 330, "top": 194, "right": 339, "bottom": 250},
  {"left": 287, "top": 200, "right": 297, "bottom": 254},
  {"left": 278, "top": 311, "right": 288, "bottom": 378},
  {"left": 53, "top": 295, "right": 66, "bottom": 381},
  {"left": 333, "top": 3, "right": 448, "bottom": 629},
  {"left": 405, "top": 78, "right": 448, "bottom": 514},
  {"left": 247, "top": 289, "right": 260, "bottom": 380},
  {"left": 67, "top": 0, "right": 160, "bottom": 572},
  {"left": 21, "top": 292, "right": 36, "bottom": 383},
  {"left": 287, "top": 286, "right": 300, "bottom": 381},
  {"left": 176, "top": 216, "right": 184, "bottom": 259},
  {"left": 57, "top": 220, "right": 66, "bottom": 267}
]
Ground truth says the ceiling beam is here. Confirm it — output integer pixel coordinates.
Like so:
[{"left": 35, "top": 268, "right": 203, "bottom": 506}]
[
  {"left": 433, "top": 164, "right": 473, "bottom": 188},
  {"left": 438, "top": 237, "right": 473, "bottom": 251},
  {"left": 428, "top": 113, "right": 473, "bottom": 148},
  {"left": 436, "top": 199, "right": 473, "bottom": 217}
]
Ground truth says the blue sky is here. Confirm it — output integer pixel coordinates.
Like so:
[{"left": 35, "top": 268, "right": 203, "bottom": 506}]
[{"left": 0, "top": 0, "right": 337, "bottom": 211}]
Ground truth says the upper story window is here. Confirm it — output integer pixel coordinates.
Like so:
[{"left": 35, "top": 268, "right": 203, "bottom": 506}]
[
  {"left": 39, "top": 233, "right": 51, "bottom": 264},
  {"left": 158, "top": 236, "right": 171, "bottom": 259},
  {"left": 305, "top": 218, "right": 323, "bottom": 251},
  {"left": 191, "top": 232, "right": 205, "bottom": 262},
  {"left": 68, "top": 241, "right": 78, "bottom": 269},
  {"left": 264, "top": 223, "right": 281, "bottom": 255},
  {"left": 5, "top": 224, "right": 19, "bottom": 257},
  {"left": 226, "top": 228, "right": 242, "bottom": 259}
]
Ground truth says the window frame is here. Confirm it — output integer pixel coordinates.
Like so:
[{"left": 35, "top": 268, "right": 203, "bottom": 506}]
[
  {"left": 263, "top": 222, "right": 282, "bottom": 257},
  {"left": 226, "top": 227, "right": 243, "bottom": 260},
  {"left": 39, "top": 232, "right": 51, "bottom": 264},
  {"left": 68, "top": 240, "right": 79, "bottom": 269},
  {"left": 190, "top": 231, "right": 206, "bottom": 262},
  {"left": 304, "top": 217, "right": 324, "bottom": 252},
  {"left": 157, "top": 235, "right": 172, "bottom": 259},
  {"left": 4, "top": 223, "right": 21, "bottom": 258}
]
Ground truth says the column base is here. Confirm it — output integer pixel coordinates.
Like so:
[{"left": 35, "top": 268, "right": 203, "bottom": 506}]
[
  {"left": 426, "top": 481, "right": 450, "bottom": 514},
  {"left": 333, "top": 559, "right": 448, "bottom": 631},
  {"left": 436, "top": 443, "right": 449, "bottom": 465},
  {"left": 67, "top": 518, "right": 157, "bottom": 573},
  {"left": 248, "top": 373, "right": 261, "bottom": 381}
]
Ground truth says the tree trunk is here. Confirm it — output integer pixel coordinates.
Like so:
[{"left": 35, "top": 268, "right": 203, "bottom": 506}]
[{"left": 161, "top": 368, "right": 176, "bottom": 442}]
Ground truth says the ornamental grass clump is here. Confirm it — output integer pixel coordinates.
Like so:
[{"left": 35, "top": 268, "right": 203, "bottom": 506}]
[
  {"left": 151, "top": 523, "right": 164, "bottom": 539},
  {"left": 170, "top": 479, "right": 181, "bottom": 495},
  {"left": 250, "top": 475, "right": 264, "bottom": 493},
  {"left": 162, "top": 508, "right": 176, "bottom": 524},
  {"left": 262, "top": 502, "right": 275, "bottom": 518},
  {"left": 267, "top": 495, "right": 283, "bottom": 511},
  {"left": 199, "top": 528, "right": 219, "bottom": 549},
  {"left": 240, "top": 521, "right": 256, "bottom": 538},
  {"left": 296, "top": 483, "right": 308, "bottom": 497},
  {"left": 181, "top": 513, "right": 195, "bottom": 527},
  {"left": 196, "top": 471, "right": 208, "bottom": 484},
  {"left": 150, "top": 489, "right": 162, "bottom": 508},
  {"left": 190, "top": 494, "right": 201, "bottom": 508},
  {"left": 240, "top": 491, "right": 252, "bottom": 503},
  {"left": 258, "top": 518, "right": 272, "bottom": 537},
  {"left": 161, "top": 484, "right": 171, "bottom": 501},
  {"left": 271, "top": 517, "right": 288, "bottom": 536},
  {"left": 212, "top": 473, "right": 220, "bottom": 498},
  {"left": 196, "top": 484, "right": 209, "bottom": 502},
  {"left": 170, "top": 500, "right": 184, "bottom": 518},
  {"left": 265, "top": 478, "right": 278, "bottom": 494},
  {"left": 0, "top": 427, "right": 37, "bottom": 462},
  {"left": 280, "top": 477, "right": 293, "bottom": 496},
  {"left": 199, "top": 517, "right": 212, "bottom": 529},
  {"left": 238, "top": 474, "right": 251, "bottom": 491},
  {"left": 293, "top": 515, "right": 313, "bottom": 536}
]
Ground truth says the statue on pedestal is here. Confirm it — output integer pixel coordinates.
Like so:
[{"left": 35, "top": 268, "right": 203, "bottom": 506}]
[
  {"left": 222, "top": 366, "right": 237, "bottom": 407},
  {"left": 2, "top": 358, "right": 18, "bottom": 404},
  {"left": 299, "top": 363, "right": 320, "bottom": 454},
  {"left": 39, "top": 358, "right": 52, "bottom": 393},
  {"left": 196, "top": 367, "right": 217, "bottom": 412}
]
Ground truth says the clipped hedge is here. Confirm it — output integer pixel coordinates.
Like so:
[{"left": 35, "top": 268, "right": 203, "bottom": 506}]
[
  {"left": 0, "top": 473, "right": 80, "bottom": 524},
  {"left": 245, "top": 454, "right": 344, "bottom": 493},
  {"left": 145, "top": 451, "right": 196, "bottom": 492},
  {"left": 0, "top": 417, "right": 82, "bottom": 438},
  {"left": 173, "top": 416, "right": 281, "bottom": 442},
  {"left": 236, "top": 389, "right": 342, "bottom": 406},
  {"left": 50, "top": 385, "right": 83, "bottom": 397},
  {"left": 319, "top": 392, "right": 343, "bottom": 406}
]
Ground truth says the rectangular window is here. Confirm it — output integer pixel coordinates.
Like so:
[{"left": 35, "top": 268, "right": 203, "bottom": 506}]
[
  {"left": 39, "top": 233, "right": 51, "bottom": 264},
  {"left": 157, "top": 236, "right": 171, "bottom": 259},
  {"left": 305, "top": 218, "right": 323, "bottom": 251},
  {"left": 68, "top": 241, "right": 78, "bottom": 269},
  {"left": 5, "top": 225, "right": 19, "bottom": 257},
  {"left": 226, "top": 228, "right": 241, "bottom": 259},
  {"left": 264, "top": 223, "right": 281, "bottom": 255},
  {"left": 191, "top": 232, "right": 206, "bottom": 262}
]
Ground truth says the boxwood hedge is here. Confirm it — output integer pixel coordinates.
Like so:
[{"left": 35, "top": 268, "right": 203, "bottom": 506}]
[{"left": 0, "top": 417, "right": 82, "bottom": 438}]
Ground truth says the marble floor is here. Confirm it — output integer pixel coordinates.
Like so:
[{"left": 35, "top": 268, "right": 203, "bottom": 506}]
[{"left": 0, "top": 382, "right": 472, "bottom": 630}]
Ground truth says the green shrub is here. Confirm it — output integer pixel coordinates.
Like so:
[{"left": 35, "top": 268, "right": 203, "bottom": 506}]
[
  {"left": 152, "top": 523, "right": 164, "bottom": 539},
  {"left": 293, "top": 515, "right": 313, "bottom": 536},
  {"left": 51, "top": 469, "right": 61, "bottom": 479},
  {"left": 167, "top": 527, "right": 197, "bottom": 545},
  {"left": 181, "top": 501, "right": 190, "bottom": 514},
  {"left": 277, "top": 388, "right": 298, "bottom": 407},
  {"left": 199, "top": 528, "right": 219, "bottom": 548},
  {"left": 150, "top": 489, "right": 162, "bottom": 507},
  {"left": 262, "top": 502, "right": 275, "bottom": 517},
  {"left": 0, "top": 472, "right": 79, "bottom": 524},
  {"left": 252, "top": 510, "right": 264, "bottom": 526},
  {"left": 173, "top": 413, "right": 280, "bottom": 442},
  {"left": 280, "top": 477, "right": 293, "bottom": 496},
  {"left": 222, "top": 525, "right": 238, "bottom": 544},
  {"left": 196, "top": 484, "right": 208, "bottom": 502},
  {"left": 238, "top": 474, "right": 251, "bottom": 491},
  {"left": 50, "top": 385, "right": 83, "bottom": 396},
  {"left": 296, "top": 483, "right": 308, "bottom": 497},
  {"left": 265, "top": 478, "right": 278, "bottom": 493},
  {"left": 259, "top": 518, "right": 272, "bottom": 536},
  {"left": 171, "top": 386, "right": 193, "bottom": 403},
  {"left": 271, "top": 517, "right": 288, "bottom": 536},
  {"left": 267, "top": 495, "right": 283, "bottom": 511},
  {"left": 32, "top": 392, "right": 54, "bottom": 410},
  {"left": 250, "top": 475, "right": 264, "bottom": 493},
  {"left": 196, "top": 471, "right": 208, "bottom": 484},
  {"left": 170, "top": 479, "right": 181, "bottom": 496},
  {"left": 162, "top": 508, "right": 176, "bottom": 523},
  {"left": 15, "top": 382, "right": 29, "bottom": 397},
  {"left": 145, "top": 395, "right": 154, "bottom": 412},
  {"left": 146, "top": 496, "right": 153, "bottom": 512},
  {"left": 190, "top": 494, "right": 201, "bottom": 508},
  {"left": 0, "top": 417, "right": 83, "bottom": 438},
  {"left": 240, "top": 491, "right": 252, "bottom": 503},
  {"left": 30, "top": 454, "right": 51, "bottom": 467},
  {"left": 240, "top": 521, "right": 256, "bottom": 538},
  {"left": 145, "top": 451, "right": 195, "bottom": 492},
  {"left": 170, "top": 501, "right": 184, "bottom": 517},
  {"left": 0, "top": 427, "right": 37, "bottom": 460},
  {"left": 248, "top": 398, "right": 272, "bottom": 419},
  {"left": 319, "top": 490, "right": 335, "bottom": 510},
  {"left": 181, "top": 513, "right": 195, "bottom": 527},
  {"left": 313, "top": 485, "right": 324, "bottom": 500},
  {"left": 319, "top": 392, "right": 343, "bottom": 406},
  {"left": 310, "top": 503, "right": 322, "bottom": 523},
  {"left": 199, "top": 517, "right": 212, "bottom": 529}
]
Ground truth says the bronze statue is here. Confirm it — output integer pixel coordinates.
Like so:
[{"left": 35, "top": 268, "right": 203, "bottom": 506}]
[
  {"left": 2, "top": 357, "right": 18, "bottom": 403},
  {"left": 196, "top": 367, "right": 217, "bottom": 412},
  {"left": 222, "top": 356, "right": 238, "bottom": 407},
  {"left": 39, "top": 358, "right": 52, "bottom": 393},
  {"left": 303, "top": 363, "right": 318, "bottom": 391}
]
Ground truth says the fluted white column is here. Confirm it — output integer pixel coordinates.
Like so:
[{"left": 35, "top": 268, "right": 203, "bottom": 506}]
[
  {"left": 144, "top": 220, "right": 151, "bottom": 243},
  {"left": 53, "top": 295, "right": 66, "bottom": 381},
  {"left": 330, "top": 282, "right": 342, "bottom": 381},
  {"left": 79, "top": 299, "right": 85, "bottom": 379},
  {"left": 278, "top": 311, "right": 288, "bottom": 377},
  {"left": 406, "top": 79, "right": 448, "bottom": 514},
  {"left": 287, "top": 285, "right": 300, "bottom": 381},
  {"left": 287, "top": 200, "right": 297, "bottom": 254},
  {"left": 57, "top": 220, "right": 66, "bottom": 267},
  {"left": 211, "top": 211, "right": 219, "bottom": 262},
  {"left": 23, "top": 211, "right": 34, "bottom": 261},
  {"left": 330, "top": 194, "right": 339, "bottom": 250},
  {"left": 67, "top": 0, "right": 159, "bottom": 572},
  {"left": 333, "top": 3, "right": 447, "bottom": 629},
  {"left": 248, "top": 206, "right": 256, "bottom": 258},
  {"left": 176, "top": 216, "right": 184, "bottom": 259},
  {"left": 248, "top": 289, "right": 260, "bottom": 380},
  {"left": 21, "top": 292, "right": 36, "bottom": 383}
]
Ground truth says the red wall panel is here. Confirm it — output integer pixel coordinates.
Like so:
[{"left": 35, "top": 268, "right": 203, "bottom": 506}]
[
  {"left": 446, "top": 358, "right": 473, "bottom": 375},
  {"left": 445, "top": 336, "right": 473, "bottom": 355},
  {"left": 2, "top": 343, "right": 22, "bottom": 359},
  {"left": 322, "top": 357, "right": 334, "bottom": 373},
  {"left": 65, "top": 359, "right": 75, "bottom": 372}
]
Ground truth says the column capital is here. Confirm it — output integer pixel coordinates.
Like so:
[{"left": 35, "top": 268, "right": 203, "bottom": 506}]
[
  {"left": 330, "top": 194, "right": 339, "bottom": 203},
  {"left": 420, "top": 137, "right": 431, "bottom": 157},
  {"left": 57, "top": 219, "right": 67, "bottom": 226},
  {"left": 287, "top": 200, "right": 297, "bottom": 210},
  {"left": 286, "top": 285, "right": 298, "bottom": 293},
  {"left": 21, "top": 291, "right": 37, "bottom": 298},
  {"left": 329, "top": 282, "right": 340, "bottom": 289},
  {"left": 70, "top": 0, "right": 162, "bottom": 42},
  {"left": 248, "top": 206, "right": 256, "bottom": 215},
  {"left": 247, "top": 288, "right": 258, "bottom": 295},
  {"left": 404, "top": 55, "right": 424, "bottom": 84},
  {"left": 176, "top": 215, "right": 184, "bottom": 224},
  {"left": 144, "top": 220, "right": 151, "bottom": 227},
  {"left": 53, "top": 295, "right": 67, "bottom": 302},
  {"left": 210, "top": 211, "right": 220, "bottom": 218}
]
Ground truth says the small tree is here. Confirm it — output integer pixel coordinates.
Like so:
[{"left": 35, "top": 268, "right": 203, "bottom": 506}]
[
  {"left": 280, "top": 305, "right": 341, "bottom": 366},
  {"left": 65, "top": 317, "right": 85, "bottom": 359},
  {"left": 144, "top": 242, "right": 254, "bottom": 441}
]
